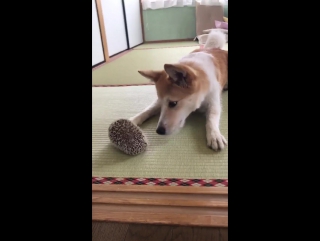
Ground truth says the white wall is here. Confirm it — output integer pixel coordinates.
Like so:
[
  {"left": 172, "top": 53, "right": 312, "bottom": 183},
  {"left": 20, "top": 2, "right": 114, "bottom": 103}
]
[
  {"left": 92, "top": 0, "right": 105, "bottom": 66},
  {"left": 101, "top": 0, "right": 128, "bottom": 56},
  {"left": 123, "top": 0, "right": 143, "bottom": 48}
]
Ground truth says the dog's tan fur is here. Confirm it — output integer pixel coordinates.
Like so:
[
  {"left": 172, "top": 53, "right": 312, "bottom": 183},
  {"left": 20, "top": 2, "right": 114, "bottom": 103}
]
[
  {"left": 192, "top": 48, "right": 228, "bottom": 90},
  {"left": 130, "top": 30, "right": 228, "bottom": 151}
]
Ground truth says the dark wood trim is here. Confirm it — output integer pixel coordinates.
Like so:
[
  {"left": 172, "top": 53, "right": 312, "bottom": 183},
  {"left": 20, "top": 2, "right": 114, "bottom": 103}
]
[
  {"left": 92, "top": 61, "right": 105, "bottom": 69},
  {"left": 121, "top": 0, "right": 130, "bottom": 49},
  {"left": 92, "top": 184, "right": 228, "bottom": 227},
  {"left": 92, "top": 49, "right": 134, "bottom": 71},
  {"left": 139, "top": 0, "right": 145, "bottom": 42}
]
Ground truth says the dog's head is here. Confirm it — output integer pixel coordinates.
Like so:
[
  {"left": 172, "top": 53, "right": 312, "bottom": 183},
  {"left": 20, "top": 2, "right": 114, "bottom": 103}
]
[{"left": 138, "top": 64, "right": 207, "bottom": 135}]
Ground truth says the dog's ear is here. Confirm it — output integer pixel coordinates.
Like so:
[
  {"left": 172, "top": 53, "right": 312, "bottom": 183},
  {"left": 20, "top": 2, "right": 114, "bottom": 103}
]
[
  {"left": 164, "top": 64, "right": 195, "bottom": 88},
  {"left": 138, "top": 70, "right": 162, "bottom": 82}
]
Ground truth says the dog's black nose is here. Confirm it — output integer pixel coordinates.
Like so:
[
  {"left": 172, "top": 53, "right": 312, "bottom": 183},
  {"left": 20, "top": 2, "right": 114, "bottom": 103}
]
[{"left": 156, "top": 126, "right": 166, "bottom": 135}]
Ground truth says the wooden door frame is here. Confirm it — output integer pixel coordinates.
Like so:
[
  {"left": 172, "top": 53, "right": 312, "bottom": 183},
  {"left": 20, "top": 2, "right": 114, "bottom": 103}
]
[
  {"left": 92, "top": 184, "right": 228, "bottom": 227},
  {"left": 139, "top": 0, "right": 145, "bottom": 42},
  {"left": 95, "top": 0, "right": 109, "bottom": 62}
]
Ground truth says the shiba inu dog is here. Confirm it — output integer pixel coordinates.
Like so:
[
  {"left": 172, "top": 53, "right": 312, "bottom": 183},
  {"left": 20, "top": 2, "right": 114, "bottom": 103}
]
[{"left": 130, "top": 30, "right": 228, "bottom": 151}]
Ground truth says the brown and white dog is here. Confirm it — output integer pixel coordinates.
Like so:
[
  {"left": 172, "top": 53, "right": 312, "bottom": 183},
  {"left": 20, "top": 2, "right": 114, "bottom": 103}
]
[{"left": 129, "top": 30, "right": 228, "bottom": 151}]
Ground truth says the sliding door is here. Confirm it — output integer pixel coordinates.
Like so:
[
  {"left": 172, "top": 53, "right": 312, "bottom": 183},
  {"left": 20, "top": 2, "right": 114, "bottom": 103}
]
[
  {"left": 94, "top": 0, "right": 144, "bottom": 61},
  {"left": 123, "top": 0, "right": 143, "bottom": 48},
  {"left": 101, "top": 0, "right": 128, "bottom": 56}
]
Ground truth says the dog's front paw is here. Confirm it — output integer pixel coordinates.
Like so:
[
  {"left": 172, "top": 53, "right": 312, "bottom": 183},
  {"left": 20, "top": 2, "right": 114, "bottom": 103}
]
[
  {"left": 206, "top": 130, "right": 227, "bottom": 151},
  {"left": 129, "top": 116, "right": 142, "bottom": 126}
]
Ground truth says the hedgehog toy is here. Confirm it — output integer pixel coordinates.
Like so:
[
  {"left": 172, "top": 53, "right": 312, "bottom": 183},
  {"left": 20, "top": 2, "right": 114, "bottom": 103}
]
[{"left": 108, "top": 119, "right": 148, "bottom": 155}]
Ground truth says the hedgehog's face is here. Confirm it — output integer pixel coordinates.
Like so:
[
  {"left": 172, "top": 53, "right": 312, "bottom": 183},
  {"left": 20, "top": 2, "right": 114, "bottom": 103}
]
[{"left": 138, "top": 63, "right": 208, "bottom": 135}]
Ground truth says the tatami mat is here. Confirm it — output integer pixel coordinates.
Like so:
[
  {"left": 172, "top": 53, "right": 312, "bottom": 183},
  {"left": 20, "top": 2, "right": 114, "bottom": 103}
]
[
  {"left": 92, "top": 47, "right": 199, "bottom": 86},
  {"left": 133, "top": 41, "right": 199, "bottom": 49},
  {"left": 92, "top": 43, "right": 227, "bottom": 86},
  {"left": 92, "top": 86, "right": 228, "bottom": 179}
]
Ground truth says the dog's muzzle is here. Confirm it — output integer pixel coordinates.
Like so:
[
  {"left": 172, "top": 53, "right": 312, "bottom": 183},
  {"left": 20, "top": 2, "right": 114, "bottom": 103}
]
[{"left": 156, "top": 126, "right": 166, "bottom": 135}]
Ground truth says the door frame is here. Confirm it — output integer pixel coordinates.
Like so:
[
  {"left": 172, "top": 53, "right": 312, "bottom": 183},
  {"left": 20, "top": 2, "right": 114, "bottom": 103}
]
[{"left": 94, "top": 0, "right": 109, "bottom": 67}]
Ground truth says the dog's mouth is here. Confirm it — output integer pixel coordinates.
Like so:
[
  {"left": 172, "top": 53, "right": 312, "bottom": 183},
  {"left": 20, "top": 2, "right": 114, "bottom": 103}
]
[
  {"left": 168, "top": 123, "right": 185, "bottom": 135},
  {"left": 156, "top": 118, "right": 186, "bottom": 135},
  {"left": 156, "top": 125, "right": 183, "bottom": 136},
  {"left": 179, "top": 119, "right": 185, "bottom": 128}
]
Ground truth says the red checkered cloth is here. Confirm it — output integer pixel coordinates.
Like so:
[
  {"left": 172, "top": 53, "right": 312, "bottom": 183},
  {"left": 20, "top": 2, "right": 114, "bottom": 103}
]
[{"left": 92, "top": 177, "right": 228, "bottom": 187}]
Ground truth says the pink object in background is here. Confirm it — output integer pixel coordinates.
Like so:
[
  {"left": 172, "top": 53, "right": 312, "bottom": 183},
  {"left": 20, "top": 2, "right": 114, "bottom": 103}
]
[
  {"left": 200, "top": 44, "right": 205, "bottom": 49},
  {"left": 215, "top": 20, "right": 228, "bottom": 30}
]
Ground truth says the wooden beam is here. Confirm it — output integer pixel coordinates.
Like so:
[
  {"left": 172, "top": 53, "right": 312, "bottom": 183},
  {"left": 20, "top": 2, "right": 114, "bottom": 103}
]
[
  {"left": 92, "top": 184, "right": 228, "bottom": 227},
  {"left": 95, "top": 0, "right": 109, "bottom": 62},
  {"left": 139, "top": 0, "right": 145, "bottom": 42}
]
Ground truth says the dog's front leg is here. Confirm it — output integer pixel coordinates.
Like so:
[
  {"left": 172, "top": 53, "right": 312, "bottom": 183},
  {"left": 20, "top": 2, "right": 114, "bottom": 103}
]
[
  {"left": 129, "top": 99, "right": 161, "bottom": 126},
  {"left": 206, "top": 96, "right": 227, "bottom": 151}
]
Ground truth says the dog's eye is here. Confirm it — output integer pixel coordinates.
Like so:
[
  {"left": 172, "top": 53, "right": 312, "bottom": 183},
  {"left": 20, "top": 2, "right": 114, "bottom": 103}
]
[{"left": 168, "top": 101, "right": 177, "bottom": 108}]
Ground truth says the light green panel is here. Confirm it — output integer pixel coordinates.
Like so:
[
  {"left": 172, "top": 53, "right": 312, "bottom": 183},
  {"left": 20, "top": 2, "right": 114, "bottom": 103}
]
[
  {"left": 143, "top": 7, "right": 196, "bottom": 41},
  {"left": 142, "top": 5, "right": 228, "bottom": 42},
  {"left": 223, "top": 4, "right": 228, "bottom": 17}
]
